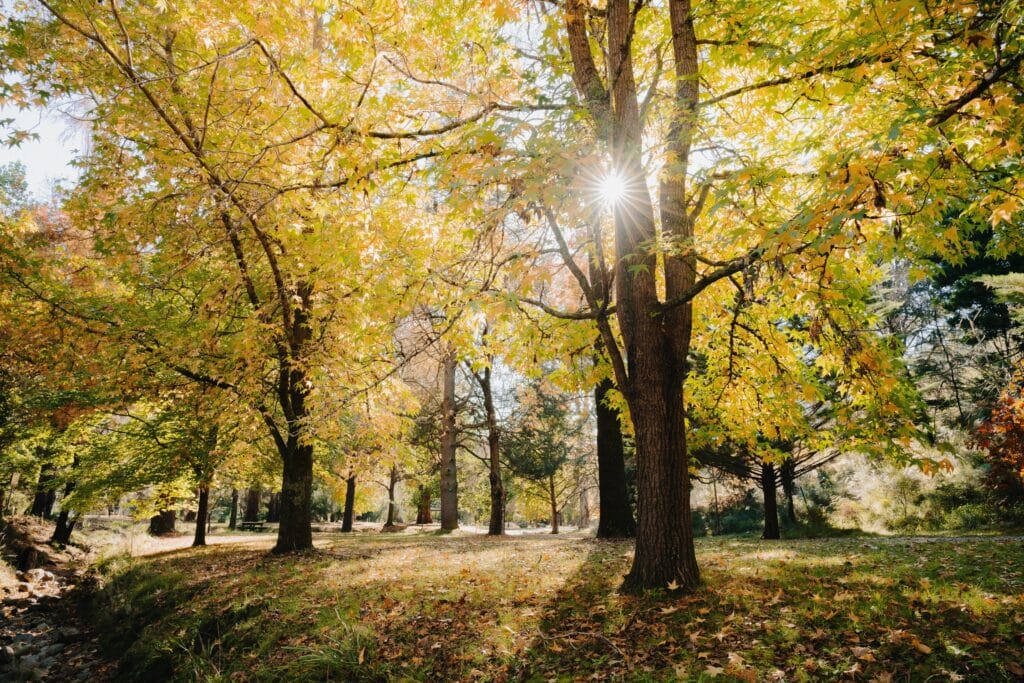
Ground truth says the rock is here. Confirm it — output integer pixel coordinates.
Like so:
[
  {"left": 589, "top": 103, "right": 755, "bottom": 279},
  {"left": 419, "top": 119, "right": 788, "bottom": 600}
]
[
  {"left": 0, "top": 644, "right": 14, "bottom": 663},
  {"left": 40, "top": 642, "right": 63, "bottom": 658},
  {"left": 24, "top": 569, "right": 55, "bottom": 584},
  {"left": 57, "top": 627, "right": 81, "bottom": 640}
]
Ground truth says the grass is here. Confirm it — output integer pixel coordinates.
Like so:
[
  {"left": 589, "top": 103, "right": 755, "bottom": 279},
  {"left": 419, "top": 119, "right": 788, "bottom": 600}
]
[{"left": 83, "top": 532, "right": 1024, "bottom": 682}]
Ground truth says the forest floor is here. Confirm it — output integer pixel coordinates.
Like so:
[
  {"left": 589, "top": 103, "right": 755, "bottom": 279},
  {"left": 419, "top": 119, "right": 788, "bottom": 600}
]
[{"left": 41, "top": 526, "right": 1021, "bottom": 682}]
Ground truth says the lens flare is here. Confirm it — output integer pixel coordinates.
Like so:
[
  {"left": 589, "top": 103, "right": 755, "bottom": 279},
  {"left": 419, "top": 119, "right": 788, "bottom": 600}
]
[{"left": 598, "top": 171, "right": 627, "bottom": 207}]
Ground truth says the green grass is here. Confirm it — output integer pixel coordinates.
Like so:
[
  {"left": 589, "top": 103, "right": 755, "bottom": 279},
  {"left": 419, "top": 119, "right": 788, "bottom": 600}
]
[{"left": 83, "top": 533, "right": 1024, "bottom": 682}]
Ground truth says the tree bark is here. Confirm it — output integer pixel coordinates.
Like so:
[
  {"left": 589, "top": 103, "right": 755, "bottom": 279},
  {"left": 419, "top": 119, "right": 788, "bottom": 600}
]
[
  {"left": 595, "top": 377, "right": 635, "bottom": 538},
  {"left": 579, "top": 485, "right": 591, "bottom": 530},
  {"left": 384, "top": 465, "right": 399, "bottom": 528},
  {"left": 563, "top": 0, "right": 702, "bottom": 593},
  {"left": 477, "top": 366, "right": 506, "bottom": 536},
  {"left": 272, "top": 281, "right": 316, "bottom": 553},
  {"left": 438, "top": 350, "right": 459, "bottom": 531},
  {"left": 780, "top": 459, "right": 797, "bottom": 525},
  {"left": 274, "top": 441, "right": 314, "bottom": 553},
  {"left": 341, "top": 473, "right": 356, "bottom": 532},
  {"left": 267, "top": 492, "right": 281, "bottom": 523},
  {"left": 50, "top": 476, "right": 77, "bottom": 545},
  {"left": 415, "top": 484, "right": 432, "bottom": 524},
  {"left": 30, "top": 463, "right": 56, "bottom": 519},
  {"left": 549, "top": 475, "right": 559, "bottom": 534},
  {"left": 244, "top": 486, "right": 261, "bottom": 523},
  {"left": 193, "top": 485, "right": 210, "bottom": 546},
  {"left": 229, "top": 488, "right": 238, "bottom": 530},
  {"left": 148, "top": 509, "right": 176, "bottom": 536},
  {"left": 761, "top": 462, "right": 781, "bottom": 540}
]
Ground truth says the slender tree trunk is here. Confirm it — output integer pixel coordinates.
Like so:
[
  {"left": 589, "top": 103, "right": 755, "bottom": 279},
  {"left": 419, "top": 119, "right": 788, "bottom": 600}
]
[
  {"left": 761, "top": 462, "right": 781, "bottom": 540},
  {"left": 0, "top": 488, "right": 5, "bottom": 520},
  {"left": 272, "top": 282, "right": 316, "bottom": 553},
  {"left": 193, "top": 485, "right": 210, "bottom": 546},
  {"left": 341, "top": 473, "right": 356, "bottom": 532},
  {"left": 579, "top": 485, "right": 591, "bottom": 529},
  {"left": 148, "top": 509, "right": 176, "bottom": 536},
  {"left": 384, "top": 465, "right": 398, "bottom": 528},
  {"left": 416, "top": 484, "right": 433, "bottom": 524},
  {"left": 244, "top": 486, "right": 261, "bottom": 523},
  {"left": 549, "top": 475, "right": 559, "bottom": 534},
  {"left": 229, "top": 489, "right": 238, "bottom": 530},
  {"left": 439, "top": 351, "right": 459, "bottom": 531},
  {"left": 31, "top": 463, "right": 55, "bottom": 519},
  {"left": 274, "top": 441, "right": 314, "bottom": 553},
  {"left": 781, "top": 459, "right": 797, "bottom": 525},
  {"left": 51, "top": 512, "right": 77, "bottom": 545},
  {"left": 51, "top": 474, "right": 78, "bottom": 544},
  {"left": 477, "top": 367, "right": 506, "bottom": 536},
  {"left": 595, "top": 377, "right": 635, "bottom": 538},
  {"left": 267, "top": 492, "right": 281, "bottom": 523}
]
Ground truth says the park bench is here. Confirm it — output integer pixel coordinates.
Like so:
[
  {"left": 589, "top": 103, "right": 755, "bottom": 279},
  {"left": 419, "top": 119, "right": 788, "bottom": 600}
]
[{"left": 239, "top": 521, "right": 266, "bottom": 532}]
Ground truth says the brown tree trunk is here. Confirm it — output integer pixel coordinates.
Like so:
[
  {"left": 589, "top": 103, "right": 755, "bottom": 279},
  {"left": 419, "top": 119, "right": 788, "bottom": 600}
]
[
  {"left": 229, "top": 488, "right": 238, "bottom": 530},
  {"left": 549, "top": 475, "right": 559, "bottom": 535},
  {"left": 439, "top": 350, "right": 459, "bottom": 531},
  {"left": 193, "top": 486, "right": 210, "bottom": 546},
  {"left": 274, "top": 441, "right": 314, "bottom": 553},
  {"left": 384, "top": 465, "right": 399, "bottom": 528},
  {"left": 761, "top": 462, "right": 781, "bottom": 540},
  {"left": 579, "top": 485, "right": 591, "bottom": 529},
  {"left": 781, "top": 459, "right": 797, "bottom": 525},
  {"left": 271, "top": 281, "right": 316, "bottom": 554},
  {"left": 563, "top": 0, "right": 702, "bottom": 593},
  {"left": 148, "top": 509, "right": 176, "bottom": 536},
  {"left": 266, "top": 492, "right": 281, "bottom": 523},
  {"left": 243, "top": 486, "right": 261, "bottom": 523},
  {"left": 341, "top": 473, "right": 356, "bottom": 532},
  {"left": 595, "top": 377, "right": 635, "bottom": 538},
  {"left": 416, "top": 484, "right": 432, "bottom": 524},
  {"left": 30, "top": 463, "right": 56, "bottom": 519},
  {"left": 50, "top": 475, "right": 78, "bottom": 545},
  {"left": 477, "top": 366, "right": 505, "bottom": 536}
]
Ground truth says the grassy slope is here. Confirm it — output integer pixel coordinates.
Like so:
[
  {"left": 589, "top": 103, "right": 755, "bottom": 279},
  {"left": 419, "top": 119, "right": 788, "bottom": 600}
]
[{"left": 85, "top": 532, "right": 1024, "bottom": 682}]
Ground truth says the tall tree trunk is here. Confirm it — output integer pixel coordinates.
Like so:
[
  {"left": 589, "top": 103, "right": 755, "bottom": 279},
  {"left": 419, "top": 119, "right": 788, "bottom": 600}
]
[
  {"left": 272, "top": 281, "right": 316, "bottom": 554},
  {"left": 477, "top": 366, "right": 505, "bottom": 536},
  {"left": 780, "top": 459, "right": 797, "bottom": 525},
  {"left": 578, "top": 485, "right": 591, "bottom": 529},
  {"left": 341, "top": 473, "right": 356, "bottom": 532},
  {"left": 244, "top": 486, "right": 261, "bottom": 523},
  {"left": 415, "top": 484, "right": 432, "bottom": 524},
  {"left": 148, "top": 509, "right": 176, "bottom": 536},
  {"left": 439, "top": 350, "right": 459, "bottom": 531},
  {"left": 563, "top": 0, "right": 702, "bottom": 593},
  {"left": 229, "top": 489, "right": 238, "bottom": 530},
  {"left": 595, "top": 377, "right": 635, "bottom": 538},
  {"left": 31, "top": 463, "right": 55, "bottom": 519},
  {"left": 384, "top": 465, "right": 399, "bottom": 528},
  {"left": 0, "top": 487, "right": 5, "bottom": 520},
  {"left": 549, "top": 475, "right": 559, "bottom": 534},
  {"left": 193, "top": 485, "right": 210, "bottom": 546},
  {"left": 51, "top": 474, "right": 78, "bottom": 545},
  {"left": 761, "top": 462, "right": 781, "bottom": 540},
  {"left": 274, "top": 441, "right": 314, "bottom": 553},
  {"left": 267, "top": 492, "right": 281, "bottom": 523}
]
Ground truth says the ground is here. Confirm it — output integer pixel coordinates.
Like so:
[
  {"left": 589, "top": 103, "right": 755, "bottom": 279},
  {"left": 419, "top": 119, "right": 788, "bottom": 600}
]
[{"left": 52, "top": 526, "right": 1024, "bottom": 682}]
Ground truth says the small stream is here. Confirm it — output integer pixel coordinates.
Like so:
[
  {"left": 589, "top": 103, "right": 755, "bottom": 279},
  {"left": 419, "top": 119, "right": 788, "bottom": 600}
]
[{"left": 1, "top": 568, "right": 112, "bottom": 682}]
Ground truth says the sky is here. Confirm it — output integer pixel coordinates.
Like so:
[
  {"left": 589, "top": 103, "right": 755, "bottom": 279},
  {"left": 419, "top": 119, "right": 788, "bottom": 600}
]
[{"left": 0, "top": 104, "right": 83, "bottom": 198}]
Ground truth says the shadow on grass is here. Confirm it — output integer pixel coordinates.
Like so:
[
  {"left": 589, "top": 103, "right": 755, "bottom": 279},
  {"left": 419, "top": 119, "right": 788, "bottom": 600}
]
[{"left": 84, "top": 534, "right": 1024, "bottom": 682}]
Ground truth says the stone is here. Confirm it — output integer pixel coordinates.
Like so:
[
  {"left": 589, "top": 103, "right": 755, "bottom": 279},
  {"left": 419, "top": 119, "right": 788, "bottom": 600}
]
[{"left": 24, "top": 570, "right": 55, "bottom": 584}]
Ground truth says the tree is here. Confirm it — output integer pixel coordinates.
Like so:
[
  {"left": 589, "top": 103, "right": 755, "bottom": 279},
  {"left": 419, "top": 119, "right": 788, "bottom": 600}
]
[{"left": 5, "top": 0, "right": 529, "bottom": 554}]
